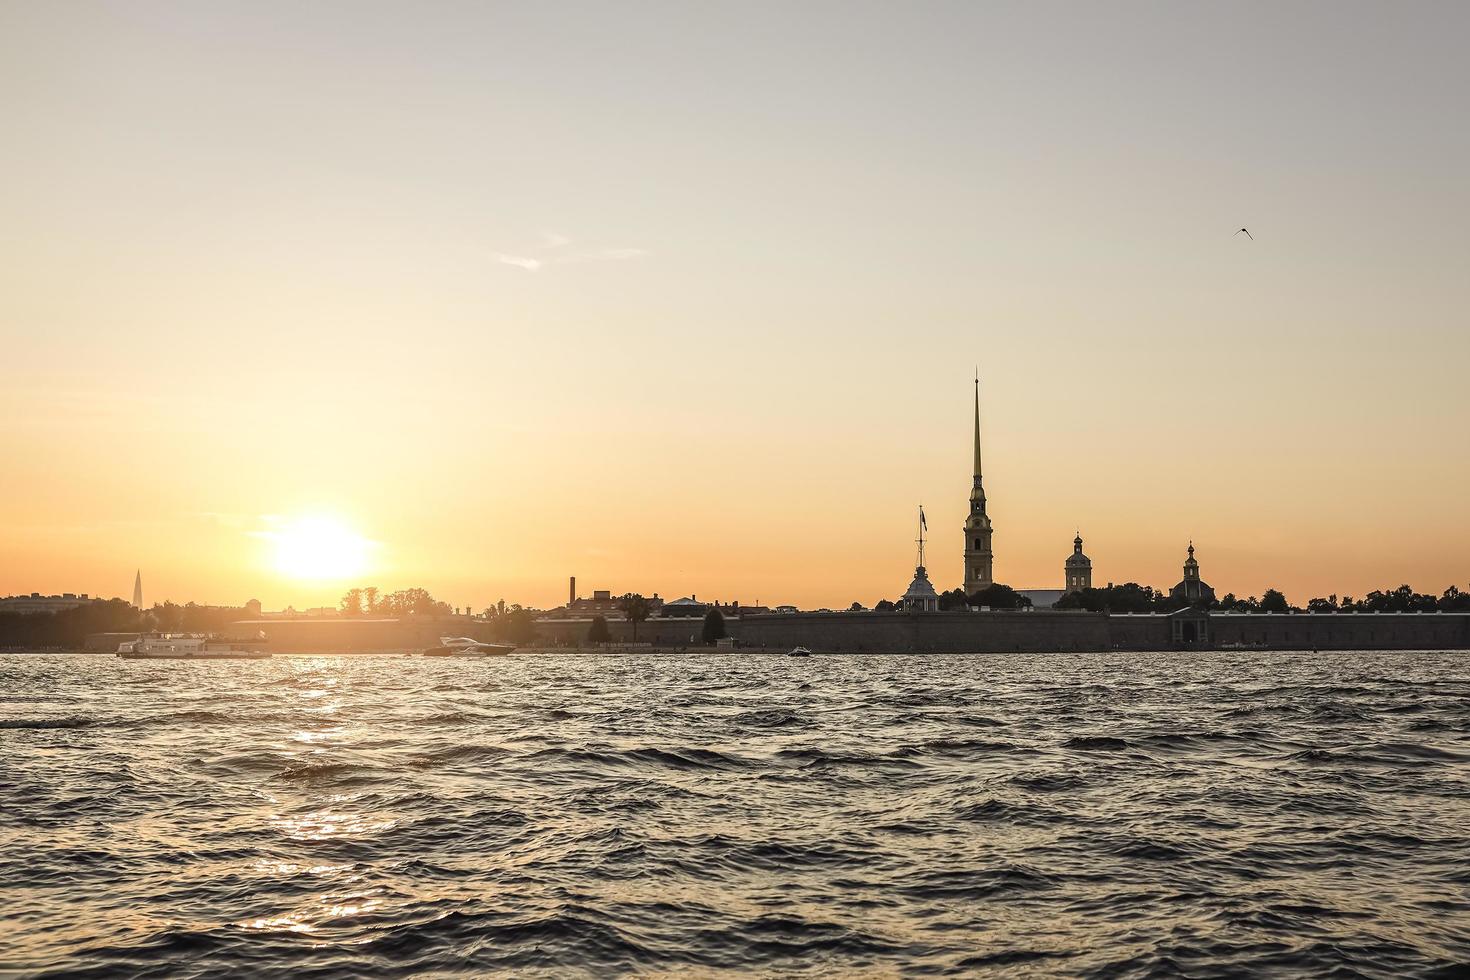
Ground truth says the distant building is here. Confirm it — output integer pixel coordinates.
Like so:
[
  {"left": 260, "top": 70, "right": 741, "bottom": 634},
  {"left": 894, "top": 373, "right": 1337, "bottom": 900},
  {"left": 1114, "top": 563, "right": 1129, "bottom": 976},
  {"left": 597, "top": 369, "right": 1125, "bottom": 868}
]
[
  {"left": 0, "top": 593, "right": 100, "bottom": 614},
  {"left": 1169, "top": 543, "right": 1216, "bottom": 606},
  {"left": 962, "top": 378, "right": 996, "bottom": 594},
  {"left": 661, "top": 596, "right": 708, "bottom": 618},
  {"left": 902, "top": 570, "right": 940, "bottom": 612},
  {"left": 903, "top": 506, "right": 940, "bottom": 612},
  {"left": 132, "top": 569, "right": 143, "bottom": 609},
  {"left": 546, "top": 589, "right": 665, "bottom": 620},
  {"left": 256, "top": 604, "right": 340, "bottom": 619},
  {"left": 1065, "top": 533, "right": 1092, "bottom": 594}
]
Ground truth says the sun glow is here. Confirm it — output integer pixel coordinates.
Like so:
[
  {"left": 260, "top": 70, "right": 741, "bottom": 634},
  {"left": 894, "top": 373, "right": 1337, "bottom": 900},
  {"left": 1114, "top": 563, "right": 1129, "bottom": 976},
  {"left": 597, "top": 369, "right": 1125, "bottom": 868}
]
[{"left": 270, "top": 516, "right": 372, "bottom": 581}]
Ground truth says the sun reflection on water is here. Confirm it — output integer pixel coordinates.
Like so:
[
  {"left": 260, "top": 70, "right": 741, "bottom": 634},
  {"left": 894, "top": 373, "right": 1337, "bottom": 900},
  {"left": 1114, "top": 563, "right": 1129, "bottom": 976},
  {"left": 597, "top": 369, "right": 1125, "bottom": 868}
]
[{"left": 269, "top": 810, "right": 397, "bottom": 842}]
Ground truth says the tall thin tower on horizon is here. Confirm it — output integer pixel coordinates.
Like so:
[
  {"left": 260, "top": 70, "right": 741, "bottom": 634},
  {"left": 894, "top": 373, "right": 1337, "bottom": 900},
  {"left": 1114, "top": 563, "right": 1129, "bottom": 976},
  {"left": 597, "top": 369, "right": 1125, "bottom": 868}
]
[
  {"left": 962, "top": 375, "right": 995, "bottom": 594},
  {"left": 132, "top": 570, "right": 142, "bottom": 609}
]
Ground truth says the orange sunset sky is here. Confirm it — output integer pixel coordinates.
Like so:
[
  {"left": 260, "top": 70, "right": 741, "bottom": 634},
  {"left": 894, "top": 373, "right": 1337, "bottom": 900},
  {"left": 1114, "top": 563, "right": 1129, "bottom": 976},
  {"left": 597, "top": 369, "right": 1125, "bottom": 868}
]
[{"left": 3, "top": 2, "right": 1468, "bottom": 611}]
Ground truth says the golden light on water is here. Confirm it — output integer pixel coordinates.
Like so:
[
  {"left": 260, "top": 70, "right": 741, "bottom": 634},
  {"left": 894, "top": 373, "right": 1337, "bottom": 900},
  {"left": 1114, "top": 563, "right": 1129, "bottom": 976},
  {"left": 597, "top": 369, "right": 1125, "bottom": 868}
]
[{"left": 268, "top": 516, "right": 373, "bottom": 582}]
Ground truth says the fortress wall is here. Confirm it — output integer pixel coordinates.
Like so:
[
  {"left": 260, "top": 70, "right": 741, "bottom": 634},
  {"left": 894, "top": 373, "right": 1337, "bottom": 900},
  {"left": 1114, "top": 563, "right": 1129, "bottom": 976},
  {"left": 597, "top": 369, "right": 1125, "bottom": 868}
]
[
  {"left": 723, "top": 611, "right": 1468, "bottom": 654},
  {"left": 530, "top": 617, "right": 709, "bottom": 648},
  {"left": 731, "top": 611, "right": 1113, "bottom": 653},
  {"left": 1103, "top": 616, "right": 1175, "bottom": 651},
  {"left": 1210, "top": 613, "right": 1470, "bottom": 650},
  {"left": 228, "top": 611, "right": 1470, "bottom": 654},
  {"left": 227, "top": 617, "right": 496, "bottom": 652}
]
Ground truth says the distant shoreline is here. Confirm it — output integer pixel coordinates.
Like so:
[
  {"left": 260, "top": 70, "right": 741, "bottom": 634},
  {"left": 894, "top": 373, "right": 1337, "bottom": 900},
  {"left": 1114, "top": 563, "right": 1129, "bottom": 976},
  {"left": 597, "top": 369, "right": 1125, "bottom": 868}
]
[{"left": 2, "top": 647, "right": 1466, "bottom": 657}]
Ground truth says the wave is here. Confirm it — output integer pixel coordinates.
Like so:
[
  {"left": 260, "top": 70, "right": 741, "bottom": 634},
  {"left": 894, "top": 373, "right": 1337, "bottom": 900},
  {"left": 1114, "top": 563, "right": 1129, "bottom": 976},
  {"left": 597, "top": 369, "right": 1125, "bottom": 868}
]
[
  {"left": 899, "top": 864, "right": 1055, "bottom": 900},
  {"left": 731, "top": 708, "right": 806, "bottom": 728},
  {"left": 1005, "top": 770, "right": 1091, "bottom": 792},
  {"left": 522, "top": 745, "right": 750, "bottom": 772},
  {"left": 891, "top": 738, "right": 1027, "bottom": 760},
  {"left": 0, "top": 716, "right": 95, "bottom": 730},
  {"left": 773, "top": 746, "right": 922, "bottom": 770},
  {"left": 274, "top": 761, "right": 376, "bottom": 782},
  {"left": 1063, "top": 735, "right": 1130, "bottom": 750},
  {"left": 955, "top": 798, "right": 1066, "bottom": 826}
]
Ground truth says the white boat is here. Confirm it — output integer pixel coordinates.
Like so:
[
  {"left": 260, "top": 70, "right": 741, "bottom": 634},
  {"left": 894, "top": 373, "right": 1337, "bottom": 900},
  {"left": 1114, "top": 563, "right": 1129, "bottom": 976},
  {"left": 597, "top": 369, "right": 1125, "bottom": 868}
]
[
  {"left": 422, "top": 636, "right": 516, "bottom": 657},
  {"left": 789, "top": 646, "right": 812, "bottom": 657},
  {"left": 118, "top": 633, "right": 270, "bottom": 660}
]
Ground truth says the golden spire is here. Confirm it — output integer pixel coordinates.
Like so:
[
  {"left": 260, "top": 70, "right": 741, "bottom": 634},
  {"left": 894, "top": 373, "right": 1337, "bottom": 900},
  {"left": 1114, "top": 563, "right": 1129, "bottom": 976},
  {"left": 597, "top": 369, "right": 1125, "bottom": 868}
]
[{"left": 972, "top": 371, "right": 983, "bottom": 482}]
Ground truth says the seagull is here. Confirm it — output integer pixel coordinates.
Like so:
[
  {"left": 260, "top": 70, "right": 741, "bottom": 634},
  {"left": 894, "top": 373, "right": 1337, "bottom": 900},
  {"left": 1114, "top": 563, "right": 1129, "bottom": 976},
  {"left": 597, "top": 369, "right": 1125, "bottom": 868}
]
[{"left": 1235, "top": 228, "right": 1253, "bottom": 240}]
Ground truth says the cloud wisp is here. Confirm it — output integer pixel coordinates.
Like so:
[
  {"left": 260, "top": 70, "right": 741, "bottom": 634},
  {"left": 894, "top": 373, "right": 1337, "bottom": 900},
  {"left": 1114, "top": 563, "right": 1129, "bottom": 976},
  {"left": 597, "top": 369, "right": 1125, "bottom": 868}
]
[
  {"left": 494, "top": 253, "right": 544, "bottom": 272},
  {"left": 493, "top": 235, "right": 647, "bottom": 273}
]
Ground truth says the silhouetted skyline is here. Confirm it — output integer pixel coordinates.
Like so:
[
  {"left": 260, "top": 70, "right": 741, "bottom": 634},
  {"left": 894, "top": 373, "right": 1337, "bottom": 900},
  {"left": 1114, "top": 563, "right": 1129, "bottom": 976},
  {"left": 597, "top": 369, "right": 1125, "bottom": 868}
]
[{"left": 3, "top": 2, "right": 1468, "bottom": 609}]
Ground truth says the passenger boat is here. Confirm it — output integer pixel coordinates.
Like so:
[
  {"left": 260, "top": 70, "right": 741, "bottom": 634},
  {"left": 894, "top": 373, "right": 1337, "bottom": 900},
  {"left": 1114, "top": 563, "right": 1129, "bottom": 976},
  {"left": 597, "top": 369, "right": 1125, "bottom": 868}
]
[
  {"left": 422, "top": 636, "right": 516, "bottom": 657},
  {"left": 118, "top": 633, "right": 270, "bottom": 660}
]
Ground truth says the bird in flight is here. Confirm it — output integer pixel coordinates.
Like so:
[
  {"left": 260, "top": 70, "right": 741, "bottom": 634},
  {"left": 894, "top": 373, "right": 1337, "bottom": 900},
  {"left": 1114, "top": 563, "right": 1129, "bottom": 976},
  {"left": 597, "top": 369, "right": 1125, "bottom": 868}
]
[{"left": 1235, "top": 228, "right": 1253, "bottom": 240}]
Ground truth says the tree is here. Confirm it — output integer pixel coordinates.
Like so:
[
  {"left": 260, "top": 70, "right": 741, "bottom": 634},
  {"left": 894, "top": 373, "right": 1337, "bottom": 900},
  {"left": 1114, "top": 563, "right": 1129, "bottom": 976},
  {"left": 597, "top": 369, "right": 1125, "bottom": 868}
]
[
  {"left": 1440, "top": 585, "right": 1470, "bottom": 612},
  {"left": 1307, "top": 595, "right": 1339, "bottom": 613},
  {"left": 377, "top": 588, "right": 451, "bottom": 617},
  {"left": 874, "top": 599, "right": 897, "bottom": 612},
  {"left": 587, "top": 615, "right": 612, "bottom": 644},
  {"left": 702, "top": 607, "right": 726, "bottom": 644},
  {"left": 966, "top": 584, "right": 1032, "bottom": 610},
  {"left": 619, "top": 594, "right": 651, "bottom": 643},
  {"left": 937, "top": 588, "right": 970, "bottom": 611},
  {"left": 493, "top": 608, "right": 537, "bottom": 645},
  {"left": 1259, "top": 589, "right": 1291, "bottom": 614},
  {"left": 340, "top": 588, "right": 363, "bottom": 617},
  {"left": 152, "top": 602, "right": 184, "bottom": 631},
  {"left": 363, "top": 587, "right": 379, "bottom": 615},
  {"left": 1053, "top": 589, "right": 1091, "bottom": 611},
  {"left": 1216, "top": 593, "right": 1259, "bottom": 612},
  {"left": 0, "top": 598, "right": 148, "bottom": 649},
  {"left": 848, "top": 601, "right": 864, "bottom": 611},
  {"left": 1359, "top": 585, "right": 1438, "bottom": 613}
]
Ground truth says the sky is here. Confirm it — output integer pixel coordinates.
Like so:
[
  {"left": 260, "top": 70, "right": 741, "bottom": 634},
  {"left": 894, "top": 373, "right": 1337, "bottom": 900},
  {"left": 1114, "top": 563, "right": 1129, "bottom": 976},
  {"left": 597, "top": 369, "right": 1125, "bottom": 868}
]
[{"left": 2, "top": 1, "right": 1468, "bottom": 611}]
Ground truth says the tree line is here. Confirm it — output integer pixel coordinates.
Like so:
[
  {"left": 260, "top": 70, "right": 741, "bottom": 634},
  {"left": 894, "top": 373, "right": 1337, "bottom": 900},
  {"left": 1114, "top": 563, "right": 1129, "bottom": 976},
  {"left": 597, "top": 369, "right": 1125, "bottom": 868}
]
[
  {"left": 870, "top": 583, "right": 1034, "bottom": 612},
  {"left": 1053, "top": 582, "right": 1470, "bottom": 614},
  {"left": 339, "top": 587, "right": 452, "bottom": 617},
  {"left": 0, "top": 599, "right": 249, "bottom": 649}
]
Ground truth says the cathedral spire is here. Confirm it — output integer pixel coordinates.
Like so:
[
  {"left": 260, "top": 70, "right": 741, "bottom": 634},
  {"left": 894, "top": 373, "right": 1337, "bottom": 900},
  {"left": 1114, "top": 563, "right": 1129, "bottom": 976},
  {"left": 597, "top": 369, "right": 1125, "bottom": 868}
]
[
  {"left": 962, "top": 374, "right": 995, "bottom": 594},
  {"left": 972, "top": 371, "right": 983, "bottom": 483}
]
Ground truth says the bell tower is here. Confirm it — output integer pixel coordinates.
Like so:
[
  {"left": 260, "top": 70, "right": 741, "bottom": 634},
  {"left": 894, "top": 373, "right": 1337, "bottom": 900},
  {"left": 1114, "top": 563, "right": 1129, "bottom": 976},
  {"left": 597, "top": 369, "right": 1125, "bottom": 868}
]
[
  {"left": 963, "top": 376, "right": 994, "bottom": 594},
  {"left": 1064, "top": 533, "right": 1092, "bottom": 593}
]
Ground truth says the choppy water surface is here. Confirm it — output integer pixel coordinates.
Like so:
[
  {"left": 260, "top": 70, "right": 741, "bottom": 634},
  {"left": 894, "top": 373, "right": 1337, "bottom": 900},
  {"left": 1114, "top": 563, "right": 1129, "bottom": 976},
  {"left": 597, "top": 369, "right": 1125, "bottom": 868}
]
[{"left": 2, "top": 652, "right": 1468, "bottom": 978}]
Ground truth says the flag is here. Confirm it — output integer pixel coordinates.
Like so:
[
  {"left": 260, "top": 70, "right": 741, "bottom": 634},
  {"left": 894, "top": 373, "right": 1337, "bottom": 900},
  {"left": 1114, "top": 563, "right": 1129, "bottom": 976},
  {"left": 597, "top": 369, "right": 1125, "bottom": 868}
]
[{"left": 920, "top": 508, "right": 927, "bottom": 530}]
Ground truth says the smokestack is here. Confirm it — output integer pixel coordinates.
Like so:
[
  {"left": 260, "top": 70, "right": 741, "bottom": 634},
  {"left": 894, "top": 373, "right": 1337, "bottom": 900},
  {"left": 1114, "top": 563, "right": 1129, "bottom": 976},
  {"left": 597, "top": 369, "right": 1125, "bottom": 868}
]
[{"left": 570, "top": 576, "right": 576, "bottom": 606}]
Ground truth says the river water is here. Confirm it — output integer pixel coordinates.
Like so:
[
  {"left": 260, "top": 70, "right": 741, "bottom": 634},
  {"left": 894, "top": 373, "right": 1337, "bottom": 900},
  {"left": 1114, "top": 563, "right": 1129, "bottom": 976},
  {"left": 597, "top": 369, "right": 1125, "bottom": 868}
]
[{"left": 2, "top": 651, "right": 1467, "bottom": 978}]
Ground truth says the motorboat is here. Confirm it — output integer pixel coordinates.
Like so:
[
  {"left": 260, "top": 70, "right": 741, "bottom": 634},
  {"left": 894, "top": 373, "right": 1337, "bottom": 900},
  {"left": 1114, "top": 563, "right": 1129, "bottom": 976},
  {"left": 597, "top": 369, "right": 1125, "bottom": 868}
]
[
  {"left": 422, "top": 636, "right": 516, "bottom": 657},
  {"left": 788, "top": 646, "right": 812, "bottom": 657},
  {"left": 118, "top": 633, "right": 270, "bottom": 660}
]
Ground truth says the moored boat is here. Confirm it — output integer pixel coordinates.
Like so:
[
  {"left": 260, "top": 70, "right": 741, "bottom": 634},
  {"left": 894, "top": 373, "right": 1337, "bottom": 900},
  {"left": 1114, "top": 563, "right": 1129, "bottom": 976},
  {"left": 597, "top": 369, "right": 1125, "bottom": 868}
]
[
  {"left": 422, "top": 636, "right": 516, "bottom": 657},
  {"left": 118, "top": 633, "right": 270, "bottom": 660}
]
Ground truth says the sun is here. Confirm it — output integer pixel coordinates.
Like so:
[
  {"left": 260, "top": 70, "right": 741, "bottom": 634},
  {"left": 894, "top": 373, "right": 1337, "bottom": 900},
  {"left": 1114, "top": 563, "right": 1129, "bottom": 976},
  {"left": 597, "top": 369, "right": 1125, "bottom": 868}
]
[{"left": 270, "top": 516, "right": 372, "bottom": 580}]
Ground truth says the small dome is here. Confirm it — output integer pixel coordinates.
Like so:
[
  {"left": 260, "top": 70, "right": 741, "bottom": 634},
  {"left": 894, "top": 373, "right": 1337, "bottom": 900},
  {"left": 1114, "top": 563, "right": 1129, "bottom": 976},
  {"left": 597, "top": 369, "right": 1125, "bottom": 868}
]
[{"left": 903, "top": 569, "right": 939, "bottom": 600}]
